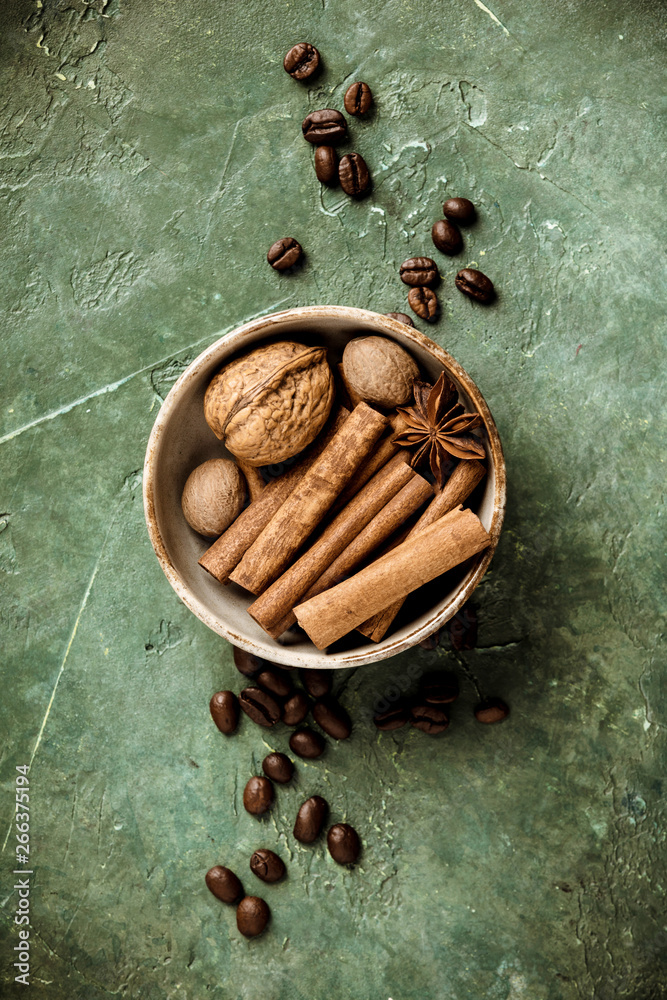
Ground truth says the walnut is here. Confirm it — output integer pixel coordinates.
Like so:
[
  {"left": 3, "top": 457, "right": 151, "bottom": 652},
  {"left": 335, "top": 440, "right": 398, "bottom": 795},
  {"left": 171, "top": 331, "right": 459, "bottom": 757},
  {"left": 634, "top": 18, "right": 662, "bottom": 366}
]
[
  {"left": 342, "top": 335, "right": 419, "bottom": 408},
  {"left": 204, "top": 341, "right": 335, "bottom": 466},
  {"left": 181, "top": 459, "right": 245, "bottom": 537}
]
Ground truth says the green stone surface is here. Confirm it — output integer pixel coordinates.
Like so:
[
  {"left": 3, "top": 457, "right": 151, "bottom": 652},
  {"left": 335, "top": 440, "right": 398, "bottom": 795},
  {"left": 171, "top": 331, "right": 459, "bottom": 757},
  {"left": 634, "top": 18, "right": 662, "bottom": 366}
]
[{"left": 1, "top": 1, "right": 665, "bottom": 997}]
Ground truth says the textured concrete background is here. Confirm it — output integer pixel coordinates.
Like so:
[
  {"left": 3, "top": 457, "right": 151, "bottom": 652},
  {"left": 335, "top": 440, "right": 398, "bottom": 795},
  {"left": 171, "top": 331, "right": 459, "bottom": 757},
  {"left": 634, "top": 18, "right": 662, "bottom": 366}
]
[{"left": 1, "top": 0, "right": 665, "bottom": 997}]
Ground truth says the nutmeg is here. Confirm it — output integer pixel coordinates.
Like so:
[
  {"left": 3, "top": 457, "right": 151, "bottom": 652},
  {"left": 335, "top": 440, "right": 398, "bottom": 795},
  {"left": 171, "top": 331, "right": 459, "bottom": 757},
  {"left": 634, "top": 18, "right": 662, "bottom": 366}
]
[
  {"left": 204, "top": 341, "right": 335, "bottom": 466},
  {"left": 342, "top": 335, "right": 419, "bottom": 408},
  {"left": 181, "top": 459, "right": 245, "bottom": 538}
]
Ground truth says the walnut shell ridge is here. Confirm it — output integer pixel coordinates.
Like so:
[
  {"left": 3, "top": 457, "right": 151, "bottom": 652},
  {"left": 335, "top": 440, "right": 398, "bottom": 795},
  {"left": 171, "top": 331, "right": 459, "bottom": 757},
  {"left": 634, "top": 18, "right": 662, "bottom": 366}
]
[{"left": 342, "top": 335, "right": 419, "bottom": 408}]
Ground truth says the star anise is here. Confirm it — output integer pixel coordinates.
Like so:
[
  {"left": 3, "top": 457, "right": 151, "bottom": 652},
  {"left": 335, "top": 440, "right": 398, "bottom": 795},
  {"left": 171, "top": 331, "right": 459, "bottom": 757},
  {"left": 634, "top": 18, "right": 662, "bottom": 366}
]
[{"left": 393, "top": 372, "right": 485, "bottom": 488}]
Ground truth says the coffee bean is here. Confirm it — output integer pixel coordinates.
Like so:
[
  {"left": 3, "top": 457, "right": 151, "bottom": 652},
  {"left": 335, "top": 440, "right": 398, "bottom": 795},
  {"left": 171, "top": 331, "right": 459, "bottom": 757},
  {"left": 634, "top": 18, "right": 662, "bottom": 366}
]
[
  {"left": 449, "top": 605, "right": 478, "bottom": 650},
  {"left": 293, "top": 795, "right": 328, "bottom": 843},
  {"left": 289, "top": 727, "right": 325, "bottom": 759},
  {"left": 267, "top": 237, "right": 302, "bottom": 271},
  {"left": 209, "top": 690, "right": 239, "bottom": 735},
  {"left": 262, "top": 752, "right": 294, "bottom": 784},
  {"left": 419, "top": 629, "right": 441, "bottom": 650},
  {"left": 373, "top": 704, "right": 409, "bottom": 730},
  {"left": 312, "top": 698, "right": 351, "bottom": 740},
  {"left": 236, "top": 895, "right": 270, "bottom": 937},
  {"left": 385, "top": 312, "right": 414, "bottom": 327},
  {"left": 409, "top": 703, "right": 449, "bottom": 734},
  {"left": 432, "top": 219, "right": 463, "bottom": 256},
  {"left": 233, "top": 646, "right": 265, "bottom": 679},
  {"left": 455, "top": 268, "right": 495, "bottom": 304},
  {"left": 327, "top": 823, "right": 361, "bottom": 865},
  {"left": 239, "top": 687, "right": 281, "bottom": 727},
  {"left": 283, "top": 42, "right": 320, "bottom": 81},
  {"left": 443, "top": 197, "right": 476, "bottom": 225},
  {"left": 344, "top": 81, "right": 373, "bottom": 116},
  {"left": 420, "top": 671, "right": 459, "bottom": 705},
  {"left": 205, "top": 865, "right": 243, "bottom": 904},
  {"left": 339, "top": 152, "right": 370, "bottom": 196},
  {"left": 282, "top": 691, "right": 310, "bottom": 726},
  {"left": 300, "top": 668, "right": 332, "bottom": 699},
  {"left": 243, "top": 776, "right": 274, "bottom": 816},
  {"left": 256, "top": 667, "right": 292, "bottom": 700},
  {"left": 399, "top": 257, "right": 438, "bottom": 287},
  {"left": 474, "top": 698, "right": 509, "bottom": 724},
  {"left": 302, "top": 109, "right": 347, "bottom": 144},
  {"left": 314, "top": 145, "right": 338, "bottom": 185},
  {"left": 250, "top": 849, "right": 285, "bottom": 883},
  {"left": 408, "top": 286, "right": 438, "bottom": 321}
]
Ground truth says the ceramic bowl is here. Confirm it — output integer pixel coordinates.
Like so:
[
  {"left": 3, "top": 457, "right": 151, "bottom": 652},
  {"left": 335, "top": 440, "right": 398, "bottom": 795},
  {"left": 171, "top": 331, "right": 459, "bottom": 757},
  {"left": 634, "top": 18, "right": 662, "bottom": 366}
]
[{"left": 143, "top": 305, "right": 506, "bottom": 668}]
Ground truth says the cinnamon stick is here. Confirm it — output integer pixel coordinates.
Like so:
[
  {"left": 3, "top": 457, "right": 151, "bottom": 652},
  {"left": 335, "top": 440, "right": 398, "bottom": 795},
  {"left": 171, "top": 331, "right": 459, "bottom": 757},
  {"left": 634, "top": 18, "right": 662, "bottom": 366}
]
[
  {"left": 229, "top": 403, "right": 388, "bottom": 595},
  {"left": 332, "top": 411, "right": 409, "bottom": 511},
  {"left": 294, "top": 506, "right": 491, "bottom": 650},
  {"left": 199, "top": 407, "right": 349, "bottom": 584},
  {"left": 236, "top": 460, "right": 265, "bottom": 503},
  {"left": 357, "top": 458, "right": 486, "bottom": 641},
  {"left": 247, "top": 453, "right": 414, "bottom": 638}
]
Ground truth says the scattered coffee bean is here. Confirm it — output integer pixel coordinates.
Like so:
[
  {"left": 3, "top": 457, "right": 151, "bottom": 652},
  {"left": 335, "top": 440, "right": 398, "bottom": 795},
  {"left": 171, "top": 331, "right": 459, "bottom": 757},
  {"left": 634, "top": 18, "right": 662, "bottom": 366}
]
[
  {"left": 385, "top": 312, "right": 414, "bottom": 327},
  {"left": 293, "top": 795, "right": 328, "bottom": 843},
  {"left": 419, "top": 629, "right": 441, "bottom": 650},
  {"left": 282, "top": 691, "right": 310, "bottom": 726},
  {"left": 233, "top": 646, "right": 265, "bottom": 679},
  {"left": 243, "top": 776, "right": 274, "bottom": 816},
  {"left": 262, "top": 752, "right": 294, "bottom": 784},
  {"left": 289, "top": 727, "right": 325, "bottom": 759},
  {"left": 399, "top": 257, "right": 438, "bottom": 287},
  {"left": 314, "top": 145, "right": 339, "bottom": 184},
  {"left": 344, "top": 81, "right": 373, "bottom": 116},
  {"left": 209, "top": 690, "right": 239, "bottom": 734},
  {"left": 373, "top": 704, "right": 409, "bottom": 730},
  {"left": 449, "top": 605, "right": 478, "bottom": 650},
  {"left": 302, "top": 109, "right": 347, "bottom": 144},
  {"left": 339, "top": 152, "right": 371, "bottom": 196},
  {"left": 455, "top": 268, "right": 495, "bottom": 304},
  {"left": 327, "top": 823, "right": 361, "bottom": 865},
  {"left": 236, "top": 896, "right": 270, "bottom": 937},
  {"left": 205, "top": 865, "right": 243, "bottom": 904},
  {"left": 256, "top": 667, "right": 292, "bottom": 700},
  {"left": 300, "top": 668, "right": 332, "bottom": 699},
  {"left": 408, "top": 286, "right": 438, "bottom": 321},
  {"left": 420, "top": 671, "right": 459, "bottom": 705},
  {"left": 474, "top": 698, "right": 509, "bottom": 724},
  {"left": 267, "top": 237, "right": 302, "bottom": 271},
  {"left": 312, "top": 698, "right": 351, "bottom": 740},
  {"left": 431, "top": 219, "right": 463, "bottom": 256},
  {"left": 409, "top": 702, "right": 449, "bottom": 734},
  {"left": 283, "top": 42, "right": 320, "bottom": 81},
  {"left": 239, "top": 687, "right": 281, "bottom": 727},
  {"left": 250, "top": 849, "right": 285, "bottom": 883},
  {"left": 443, "top": 197, "right": 476, "bottom": 225}
]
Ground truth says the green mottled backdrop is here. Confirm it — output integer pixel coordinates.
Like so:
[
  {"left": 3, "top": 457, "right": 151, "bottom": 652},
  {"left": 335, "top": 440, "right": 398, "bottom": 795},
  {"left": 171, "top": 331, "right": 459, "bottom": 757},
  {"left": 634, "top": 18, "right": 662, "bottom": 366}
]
[{"left": 1, "top": 0, "right": 665, "bottom": 997}]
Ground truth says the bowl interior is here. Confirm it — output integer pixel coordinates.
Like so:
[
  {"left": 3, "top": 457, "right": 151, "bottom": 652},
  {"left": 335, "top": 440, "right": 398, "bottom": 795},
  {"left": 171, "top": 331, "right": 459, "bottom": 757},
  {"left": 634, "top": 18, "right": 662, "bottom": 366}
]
[{"left": 144, "top": 306, "right": 505, "bottom": 668}]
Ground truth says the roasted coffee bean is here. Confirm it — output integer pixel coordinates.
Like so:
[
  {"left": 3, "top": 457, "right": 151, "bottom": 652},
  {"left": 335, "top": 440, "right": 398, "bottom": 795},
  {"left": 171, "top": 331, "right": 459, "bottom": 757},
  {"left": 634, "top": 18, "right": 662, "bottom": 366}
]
[
  {"left": 420, "top": 671, "right": 459, "bottom": 705},
  {"left": 373, "top": 704, "right": 409, "bottom": 730},
  {"left": 250, "top": 849, "right": 285, "bottom": 883},
  {"left": 314, "top": 145, "right": 338, "bottom": 185},
  {"left": 419, "top": 629, "right": 441, "bottom": 650},
  {"left": 209, "top": 690, "right": 239, "bottom": 735},
  {"left": 267, "top": 237, "right": 302, "bottom": 271},
  {"left": 432, "top": 219, "right": 463, "bottom": 256},
  {"left": 289, "top": 727, "right": 325, "bottom": 759},
  {"left": 302, "top": 109, "right": 347, "bottom": 144},
  {"left": 449, "top": 605, "right": 478, "bottom": 650},
  {"left": 474, "top": 698, "right": 509, "bottom": 724},
  {"left": 344, "top": 81, "right": 373, "bottom": 115},
  {"left": 300, "top": 668, "right": 332, "bottom": 699},
  {"left": 408, "top": 286, "right": 438, "bottom": 321},
  {"left": 443, "top": 197, "right": 476, "bottom": 225},
  {"left": 256, "top": 667, "right": 292, "bottom": 700},
  {"left": 233, "top": 646, "right": 265, "bottom": 679},
  {"left": 236, "top": 895, "right": 270, "bottom": 937},
  {"left": 327, "top": 823, "right": 361, "bottom": 865},
  {"left": 282, "top": 691, "right": 310, "bottom": 726},
  {"left": 399, "top": 257, "right": 438, "bottom": 287},
  {"left": 385, "top": 312, "right": 414, "bottom": 327},
  {"left": 312, "top": 698, "right": 351, "bottom": 740},
  {"left": 455, "top": 268, "right": 495, "bottom": 304},
  {"left": 262, "top": 752, "right": 294, "bottom": 784},
  {"left": 339, "top": 153, "right": 370, "bottom": 196},
  {"left": 205, "top": 865, "right": 243, "bottom": 904},
  {"left": 410, "top": 702, "right": 449, "bottom": 734},
  {"left": 293, "top": 795, "right": 328, "bottom": 843},
  {"left": 283, "top": 42, "right": 320, "bottom": 81},
  {"left": 243, "top": 776, "right": 274, "bottom": 816},
  {"left": 239, "top": 687, "right": 281, "bottom": 727}
]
